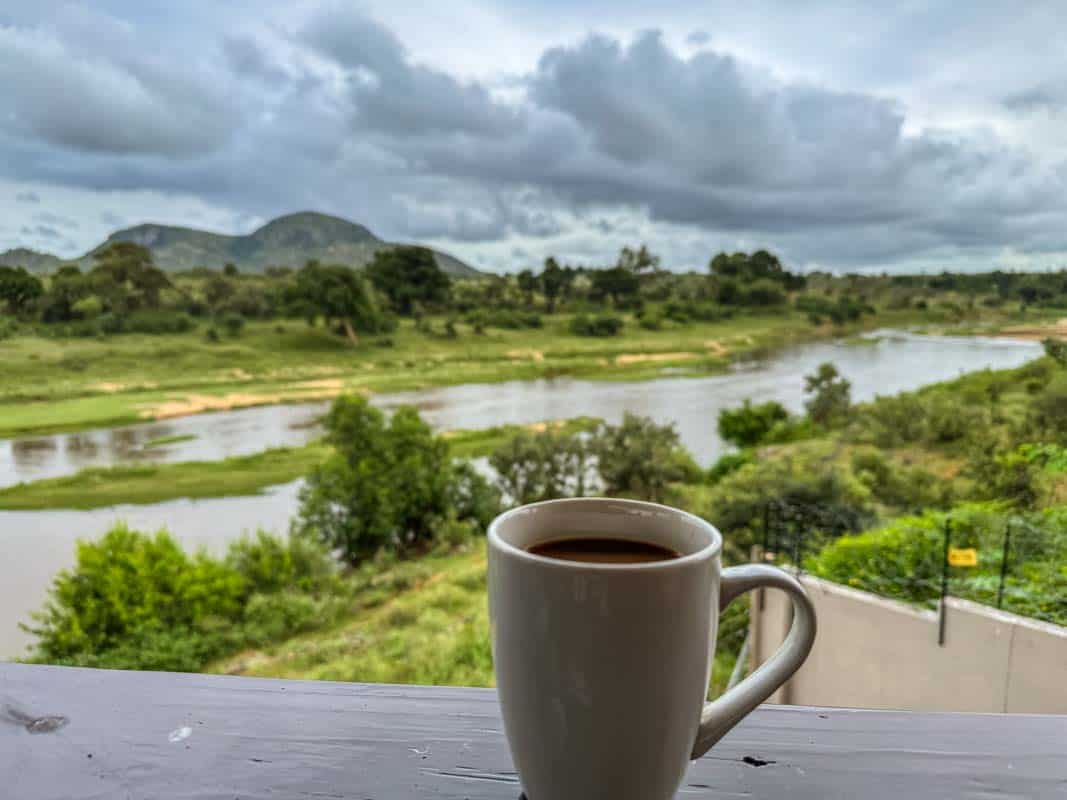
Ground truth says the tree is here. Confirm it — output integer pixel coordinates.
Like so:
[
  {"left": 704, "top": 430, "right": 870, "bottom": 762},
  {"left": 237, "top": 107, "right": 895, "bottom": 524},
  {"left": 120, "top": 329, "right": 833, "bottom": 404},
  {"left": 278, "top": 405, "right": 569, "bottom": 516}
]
[
  {"left": 0, "top": 266, "right": 43, "bottom": 315},
  {"left": 89, "top": 242, "right": 171, "bottom": 314},
  {"left": 516, "top": 269, "right": 538, "bottom": 305},
  {"left": 718, "top": 400, "right": 790, "bottom": 448},
  {"left": 223, "top": 262, "right": 240, "bottom": 277},
  {"left": 617, "top": 244, "right": 660, "bottom": 274},
  {"left": 804, "top": 362, "right": 852, "bottom": 426},
  {"left": 1042, "top": 337, "right": 1067, "bottom": 368},
  {"left": 294, "top": 396, "right": 493, "bottom": 563},
  {"left": 289, "top": 262, "right": 389, "bottom": 345},
  {"left": 489, "top": 430, "right": 592, "bottom": 505},
  {"left": 593, "top": 414, "right": 689, "bottom": 503},
  {"left": 366, "top": 246, "right": 451, "bottom": 315},
  {"left": 540, "top": 257, "right": 570, "bottom": 312},
  {"left": 590, "top": 266, "right": 640, "bottom": 307},
  {"left": 40, "top": 266, "right": 89, "bottom": 322},
  {"left": 203, "top": 275, "right": 235, "bottom": 310}
]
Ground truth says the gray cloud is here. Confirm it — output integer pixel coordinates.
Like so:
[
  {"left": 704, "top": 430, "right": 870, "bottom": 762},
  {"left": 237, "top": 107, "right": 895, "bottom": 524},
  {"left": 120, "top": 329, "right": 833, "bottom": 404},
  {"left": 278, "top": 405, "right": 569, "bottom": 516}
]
[
  {"left": 20, "top": 223, "right": 60, "bottom": 239},
  {"left": 1002, "top": 86, "right": 1065, "bottom": 114},
  {"left": 686, "top": 30, "right": 711, "bottom": 46},
  {"left": 0, "top": 21, "right": 236, "bottom": 156},
  {"left": 15, "top": 190, "right": 39, "bottom": 204},
  {"left": 1, "top": 4, "right": 1067, "bottom": 271},
  {"left": 100, "top": 211, "right": 126, "bottom": 227},
  {"left": 34, "top": 211, "right": 77, "bottom": 229}
]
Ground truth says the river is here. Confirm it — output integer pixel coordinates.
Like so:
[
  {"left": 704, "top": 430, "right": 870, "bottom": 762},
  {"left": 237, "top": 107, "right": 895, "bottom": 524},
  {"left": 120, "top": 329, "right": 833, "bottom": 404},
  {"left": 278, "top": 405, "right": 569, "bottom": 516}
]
[{"left": 0, "top": 331, "right": 1041, "bottom": 656}]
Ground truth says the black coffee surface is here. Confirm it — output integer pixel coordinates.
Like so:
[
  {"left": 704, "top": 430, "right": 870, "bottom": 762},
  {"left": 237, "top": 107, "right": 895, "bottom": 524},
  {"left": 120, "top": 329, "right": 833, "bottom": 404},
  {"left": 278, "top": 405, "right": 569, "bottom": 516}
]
[{"left": 527, "top": 536, "right": 680, "bottom": 564}]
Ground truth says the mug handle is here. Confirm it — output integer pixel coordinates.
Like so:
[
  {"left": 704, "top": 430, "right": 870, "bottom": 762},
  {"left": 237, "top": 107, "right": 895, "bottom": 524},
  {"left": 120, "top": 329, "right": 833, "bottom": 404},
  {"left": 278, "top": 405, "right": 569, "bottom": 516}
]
[{"left": 691, "top": 564, "right": 817, "bottom": 759}]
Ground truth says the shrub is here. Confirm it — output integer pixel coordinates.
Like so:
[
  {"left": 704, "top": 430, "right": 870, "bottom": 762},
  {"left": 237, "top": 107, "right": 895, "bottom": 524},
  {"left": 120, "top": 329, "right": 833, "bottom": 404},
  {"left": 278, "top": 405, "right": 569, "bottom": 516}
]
[
  {"left": 123, "top": 311, "right": 196, "bottom": 334},
  {"left": 27, "top": 525, "right": 246, "bottom": 663},
  {"left": 707, "top": 451, "right": 754, "bottom": 483},
  {"left": 205, "top": 326, "right": 220, "bottom": 342},
  {"left": 718, "top": 400, "right": 789, "bottom": 448},
  {"left": 593, "top": 413, "right": 692, "bottom": 502},
  {"left": 221, "top": 312, "right": 245, "bottom": 337},
  {"left": 0, "top": 316, "right": 18, "bottom": 340},
  {"left": 26, "top": 526, "right": 343, "bottom": 672},
  {"left": 569, "top": 313, "right": 623, "bottom": 337},
  {"left": 489, "top": 429, "right": 594, "bottom": 505},
  {"left": 294, "top": 395, "right": 488, "bottom": 563}
]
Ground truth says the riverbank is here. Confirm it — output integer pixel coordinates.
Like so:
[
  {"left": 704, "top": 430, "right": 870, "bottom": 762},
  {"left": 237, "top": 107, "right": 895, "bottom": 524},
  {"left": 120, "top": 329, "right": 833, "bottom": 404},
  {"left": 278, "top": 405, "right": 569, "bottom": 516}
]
[
  {"left": 0, "top": 310, "right": 915, "bottom": 439},
  {"left": 0, "top": 418, "right": 601, "bottom": 510}
]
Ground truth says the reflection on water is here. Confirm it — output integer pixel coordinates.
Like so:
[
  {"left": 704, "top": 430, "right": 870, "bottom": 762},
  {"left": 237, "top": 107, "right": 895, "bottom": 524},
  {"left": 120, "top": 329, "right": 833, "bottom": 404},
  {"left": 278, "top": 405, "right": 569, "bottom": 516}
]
[{"left": 0, "top": 331, "right": 1042, "bottom": 656}]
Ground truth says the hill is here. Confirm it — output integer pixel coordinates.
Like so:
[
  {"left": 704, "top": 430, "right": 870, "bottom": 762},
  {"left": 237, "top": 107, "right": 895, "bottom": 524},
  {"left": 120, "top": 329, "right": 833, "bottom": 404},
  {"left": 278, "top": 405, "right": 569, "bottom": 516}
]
[
  {"left": 0, "top": 248, "right": 67, "bottom": 273},
  {"left": 2, "top": 212, "right": 481, "bottom": 277}
]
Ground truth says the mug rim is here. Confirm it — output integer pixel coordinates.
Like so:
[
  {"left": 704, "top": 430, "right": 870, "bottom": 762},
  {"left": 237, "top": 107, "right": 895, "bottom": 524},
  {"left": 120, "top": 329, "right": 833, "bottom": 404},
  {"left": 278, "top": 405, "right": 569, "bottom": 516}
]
[{"left": 488, "top": 496, "right": 722, "bottom": 571}]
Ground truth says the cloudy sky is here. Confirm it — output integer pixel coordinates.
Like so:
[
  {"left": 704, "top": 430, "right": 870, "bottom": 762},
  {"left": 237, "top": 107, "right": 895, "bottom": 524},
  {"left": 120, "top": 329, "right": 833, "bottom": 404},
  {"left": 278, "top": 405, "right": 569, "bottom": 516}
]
[{"left": 2, "top": 1, "right": 1067, "bottom": 273}]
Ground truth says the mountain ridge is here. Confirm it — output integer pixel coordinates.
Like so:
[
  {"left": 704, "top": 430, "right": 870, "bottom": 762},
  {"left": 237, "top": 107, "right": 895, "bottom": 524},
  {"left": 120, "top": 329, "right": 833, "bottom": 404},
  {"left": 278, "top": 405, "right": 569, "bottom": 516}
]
[{"left": 1, "top": 212, "right": 481, "bottom": 277}]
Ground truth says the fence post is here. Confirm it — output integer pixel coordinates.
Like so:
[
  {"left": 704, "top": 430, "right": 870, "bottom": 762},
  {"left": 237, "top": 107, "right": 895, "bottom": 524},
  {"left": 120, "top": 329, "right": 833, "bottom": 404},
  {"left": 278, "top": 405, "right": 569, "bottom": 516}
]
[
  {"left": 997, "top": 518, "right": 1012, "bottom": 610},
  {"left": 938, "top": 516, "right": 951, "bottom": 647},
  {"left": 759, "top": 505, "right": 770, "bottom": 611}
]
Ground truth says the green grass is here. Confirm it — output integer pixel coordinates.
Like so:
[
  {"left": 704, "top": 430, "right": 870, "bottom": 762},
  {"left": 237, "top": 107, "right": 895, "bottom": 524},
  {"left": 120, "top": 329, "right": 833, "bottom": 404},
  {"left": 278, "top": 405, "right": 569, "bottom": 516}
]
[
  {"left": 0, "top": 310, "right": 896, "bottom": 438},
  {"left": 143, "top": 433, "right": 197, "bottom": 448},
  {"left": 0, "top": 444, "right": 330, "bottom": 510},
  {"left": 208, "top": 540, "right": 743, "bottom": 694},
  {"left": 446, "top": 416, "right": 601, "bottom": 458},
  {"left": 0, "top": 418, "right": 600, "bottom": 510}
]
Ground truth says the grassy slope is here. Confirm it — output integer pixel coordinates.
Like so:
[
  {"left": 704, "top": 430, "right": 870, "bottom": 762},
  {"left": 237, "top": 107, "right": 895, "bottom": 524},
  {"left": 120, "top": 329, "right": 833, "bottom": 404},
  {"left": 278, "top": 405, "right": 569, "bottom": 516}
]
[
  {"left": 209, "top": 540, "right": 743, "bottom": 695},
  {"left": 0, "top": 310, "right": 903, "bottom": 438},
  {"left": 0, "top": 418, "right": 602, "bottom": 510}
]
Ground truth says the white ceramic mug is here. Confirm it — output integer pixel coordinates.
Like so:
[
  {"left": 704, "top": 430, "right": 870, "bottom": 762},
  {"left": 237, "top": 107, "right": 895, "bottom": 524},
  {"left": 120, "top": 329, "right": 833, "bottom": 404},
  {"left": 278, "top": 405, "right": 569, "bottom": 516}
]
[{"left": 488, "top": 497, "right": 816, "bottom": 800}]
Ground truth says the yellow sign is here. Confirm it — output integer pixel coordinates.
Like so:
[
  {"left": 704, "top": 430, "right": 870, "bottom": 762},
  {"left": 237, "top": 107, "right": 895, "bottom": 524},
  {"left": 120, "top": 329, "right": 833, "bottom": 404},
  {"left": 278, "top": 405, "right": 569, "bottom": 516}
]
[{"left": 948, "top": 547, "right": 978, "bottom": 567}]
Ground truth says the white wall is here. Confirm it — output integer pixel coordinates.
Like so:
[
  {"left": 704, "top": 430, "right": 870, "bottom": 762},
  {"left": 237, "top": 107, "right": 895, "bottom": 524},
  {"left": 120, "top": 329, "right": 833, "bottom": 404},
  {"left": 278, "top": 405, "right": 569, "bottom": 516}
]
[{"left": 751, "top": 574, "right": 1067, "bottom": 713}]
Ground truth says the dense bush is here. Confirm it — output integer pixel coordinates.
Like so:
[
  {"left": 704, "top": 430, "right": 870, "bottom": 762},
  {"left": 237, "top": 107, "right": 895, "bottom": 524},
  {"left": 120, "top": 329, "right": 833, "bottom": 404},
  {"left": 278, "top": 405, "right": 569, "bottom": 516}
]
[
  {"left": 464, "top": 309, "right": 542, "bottom": 331},
  {"left": 569, "top": 313, "right": 623, "bottom": 337},
  {"left": 718, "top": 400, "right": 789, "bottom": 448},
  {"left": 593, "top": 414, "right": 697, "bottom": 502},
  {"left": 27, "top": 525, "right": 339, "bottom": 672},
  {"left": 295, "top": 395, "right": 498, "bottom": 563},
  {"left": 700, "top": 444, "right": 875, "bottom": 560},
  {"left": 807, "top": 504, "right": 1067, "bottom": 624},
  {"left": 489, "top": 429, "right": 594, "bottom": 505}
]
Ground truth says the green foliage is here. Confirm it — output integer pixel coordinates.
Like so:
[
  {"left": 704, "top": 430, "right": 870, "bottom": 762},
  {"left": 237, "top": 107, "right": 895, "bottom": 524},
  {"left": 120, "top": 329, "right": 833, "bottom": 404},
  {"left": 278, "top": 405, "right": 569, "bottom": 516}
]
[
  {"left": 701, "top": 445, "right": 875, "bottom": 559},
  {"left": 849, "top": 448, "right": 953, "bottom": 511},
  {"left": 0, "top": 266, "right": 44, "bottom": 315},
  {"left": 489, "top": 428, "right": 593, "bottom": 505},
  {"left": 804, "top": 362, "right": 852, "bottom": 426},
  {"left": 221, "top": 312, "right": 245, "bottom": 337},
  {"left": 1028, "top": 376, "right": 1067, "bottom": 444},
  {"left": 1042, "top": 338, "right": 1067, "bottom": 368},
  {"left": 569, "top": 313, "right": 624, "bottom": 337},
  {"left": 289, "top": 262, "right": 392, "bottom": 343},
  {"left": 89, "top": 242, "right": 172, "bottom": 314},
  {"left": 295, "top": 395, "right": 492, "bottom": 563},
  {"left": 795, "top": 294, "right": 873, "bottom": 325},
  {"left": 593, "top": 413, "right": 692, "bottom": 502},
  {"left": 807, "top": 504, "right": 1067, "bottom": 625},
  {"left": 590, "top": 266, "right": 640, "bottom": 307},
  {"left": 26, "top": 525, "right": 342, "bottom": 672},
  {"left": 709, "top": 250, "right": 802, "bottom": 287},
  {"left": 718, "top": 400, "right": 789, "bottom": 447},
  {"left": 707, "top": 451, "right": 754, "bottom": 483},
  {"left": 465, "top": 309, "right": 542, "bottom": 330},
  {"left": 366, "top": 246, "right": 451, "bottom": 314}
]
